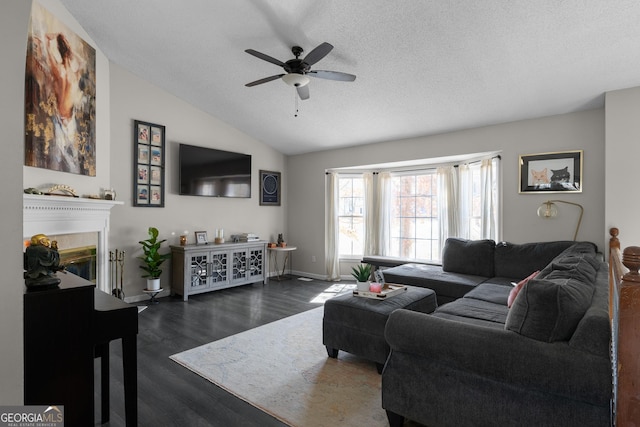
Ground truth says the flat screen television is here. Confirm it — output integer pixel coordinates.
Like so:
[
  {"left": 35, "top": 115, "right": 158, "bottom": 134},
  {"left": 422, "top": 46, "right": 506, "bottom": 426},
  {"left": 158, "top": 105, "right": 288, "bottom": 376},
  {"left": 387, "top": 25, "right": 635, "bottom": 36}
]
[{"left": 179, "top": 143, "right": 251, "bottom": 198}]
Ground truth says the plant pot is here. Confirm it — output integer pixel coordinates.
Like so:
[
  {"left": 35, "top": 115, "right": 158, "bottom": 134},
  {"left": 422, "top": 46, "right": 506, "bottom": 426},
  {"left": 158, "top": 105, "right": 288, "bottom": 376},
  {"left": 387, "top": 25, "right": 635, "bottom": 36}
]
[
  {"left": 356, "top": 281, "right": 370, "bottom": 292},
  {"left": 147, "top": 277, "right": 161, "bottom": 291}
]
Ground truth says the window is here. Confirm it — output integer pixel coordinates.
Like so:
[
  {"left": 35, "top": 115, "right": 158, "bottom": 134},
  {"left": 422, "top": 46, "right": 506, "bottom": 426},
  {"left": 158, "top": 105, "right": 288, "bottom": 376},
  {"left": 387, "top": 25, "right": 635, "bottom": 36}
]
[
  {"left": 332, "top": 155, "right": 500, "bottom": 263},
  {"left": 338, "top": 175, "right": 364, "bottom": 257},
  {"left": 389, "top": 171, "right": 439, "bottom": 260}
]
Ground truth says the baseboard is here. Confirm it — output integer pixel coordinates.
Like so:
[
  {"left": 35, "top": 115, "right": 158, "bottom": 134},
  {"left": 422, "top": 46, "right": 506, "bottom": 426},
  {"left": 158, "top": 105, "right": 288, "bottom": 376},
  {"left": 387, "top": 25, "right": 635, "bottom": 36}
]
[
  {"left": 289, "top": 270, "right": 356, "bottom": 283},
  {"left": 288, "top": 270, "right": 327, "bottom": 281}
]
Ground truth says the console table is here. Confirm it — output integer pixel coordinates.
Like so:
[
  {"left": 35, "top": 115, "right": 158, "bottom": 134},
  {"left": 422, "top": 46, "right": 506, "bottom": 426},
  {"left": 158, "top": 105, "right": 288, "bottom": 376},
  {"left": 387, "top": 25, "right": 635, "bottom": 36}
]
[{"left": 171, "top": 241, "right": 267, "bottom": 301}]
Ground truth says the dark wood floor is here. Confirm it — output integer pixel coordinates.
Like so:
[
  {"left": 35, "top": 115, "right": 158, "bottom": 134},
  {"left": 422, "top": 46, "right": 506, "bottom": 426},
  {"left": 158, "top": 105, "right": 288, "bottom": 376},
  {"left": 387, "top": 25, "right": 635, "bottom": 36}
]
[{"left": 96, "top": 276, "right": 336, "bottom": 426}]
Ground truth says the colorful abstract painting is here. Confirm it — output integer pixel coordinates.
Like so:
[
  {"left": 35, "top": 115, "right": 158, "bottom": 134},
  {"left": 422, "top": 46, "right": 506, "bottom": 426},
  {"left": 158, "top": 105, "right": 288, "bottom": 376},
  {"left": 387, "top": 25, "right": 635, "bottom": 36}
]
[{"left": 25, "top": 3, "right": 96, "bottom": 176}]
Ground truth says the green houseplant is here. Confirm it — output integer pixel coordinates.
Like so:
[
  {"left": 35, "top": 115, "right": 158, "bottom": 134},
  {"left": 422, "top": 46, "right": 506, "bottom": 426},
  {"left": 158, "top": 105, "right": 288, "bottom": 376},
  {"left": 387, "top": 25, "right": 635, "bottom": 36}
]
[
  {"left": 139, "top": 227, "right": 171, "bottom": 290},
  {"left": 351, "top": 263, "right": 372, "bottom": 291}
]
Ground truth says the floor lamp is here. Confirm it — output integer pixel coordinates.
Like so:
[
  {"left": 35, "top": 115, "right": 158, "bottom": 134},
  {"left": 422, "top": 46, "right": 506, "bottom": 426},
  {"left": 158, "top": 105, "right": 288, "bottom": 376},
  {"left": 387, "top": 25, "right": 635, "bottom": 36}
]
[{"left": 537, "top": 200, "right": 584, "bottom": 241}]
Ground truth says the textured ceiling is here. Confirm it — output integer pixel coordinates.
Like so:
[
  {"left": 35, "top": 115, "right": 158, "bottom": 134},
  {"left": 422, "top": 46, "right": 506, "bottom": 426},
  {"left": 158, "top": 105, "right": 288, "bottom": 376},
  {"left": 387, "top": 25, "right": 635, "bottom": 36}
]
[{"left": 58, "top": 0, "right": 640, "bottom": 155}]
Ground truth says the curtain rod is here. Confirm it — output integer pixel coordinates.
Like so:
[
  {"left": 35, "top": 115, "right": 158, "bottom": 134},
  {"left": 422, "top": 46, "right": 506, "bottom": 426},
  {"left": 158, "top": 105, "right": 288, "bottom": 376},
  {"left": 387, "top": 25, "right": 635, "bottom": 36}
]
[{"left": 326, "top": 155, "right": 501, "bottom": 175}]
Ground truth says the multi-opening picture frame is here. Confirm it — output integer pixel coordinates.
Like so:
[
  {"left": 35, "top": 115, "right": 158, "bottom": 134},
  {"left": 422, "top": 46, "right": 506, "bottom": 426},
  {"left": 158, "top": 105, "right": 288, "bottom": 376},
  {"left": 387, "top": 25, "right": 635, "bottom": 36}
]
[
  {"left": 518, "top": 150, "right": 583, "bottom": 194},
  {"left": 134, "top": 120, "right": 165, "bottom": 207},
  {"left": 259, "top": 170, "right": 281, "bottom": 206}
]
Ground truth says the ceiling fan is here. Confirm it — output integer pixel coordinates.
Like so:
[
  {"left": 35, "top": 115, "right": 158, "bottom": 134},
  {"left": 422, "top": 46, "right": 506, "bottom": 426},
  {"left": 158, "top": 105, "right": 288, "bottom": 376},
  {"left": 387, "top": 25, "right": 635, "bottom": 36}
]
[{"left": 244, "top": 42, "right": 356, "bottom": 100}]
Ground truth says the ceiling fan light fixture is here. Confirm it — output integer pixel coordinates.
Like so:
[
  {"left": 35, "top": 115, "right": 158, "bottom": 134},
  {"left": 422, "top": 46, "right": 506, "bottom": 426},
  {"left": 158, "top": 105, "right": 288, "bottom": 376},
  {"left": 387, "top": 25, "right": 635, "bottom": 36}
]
[{"left": 282, "top": 73, "right": 310, "bottom": 87}]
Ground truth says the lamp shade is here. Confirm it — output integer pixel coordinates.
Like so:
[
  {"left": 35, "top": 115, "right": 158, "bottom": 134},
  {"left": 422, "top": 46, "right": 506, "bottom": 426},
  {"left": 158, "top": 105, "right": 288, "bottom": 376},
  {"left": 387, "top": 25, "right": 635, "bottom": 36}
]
[
  {"left": 536, "top": 199, "right": 584, "bottom": 240},
  {"left": 282, "top": 73, "right": 310, "bottom": 87},
  {"left": 537, "top": 201, "right": 558, "bottom": 218}
]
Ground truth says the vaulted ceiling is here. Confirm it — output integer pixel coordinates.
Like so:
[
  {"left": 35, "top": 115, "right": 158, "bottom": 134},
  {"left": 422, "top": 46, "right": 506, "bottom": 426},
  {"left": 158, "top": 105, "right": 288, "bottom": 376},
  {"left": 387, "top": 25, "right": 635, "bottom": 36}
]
[{"left": 58, "top": 0, "right": 640, "bottom": 155}]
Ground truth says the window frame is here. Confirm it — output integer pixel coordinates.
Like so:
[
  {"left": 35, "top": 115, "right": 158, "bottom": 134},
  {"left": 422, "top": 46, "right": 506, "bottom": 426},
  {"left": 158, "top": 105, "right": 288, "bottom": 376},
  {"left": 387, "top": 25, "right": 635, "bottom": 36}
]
[
  {"left": 388, "top": 169, "right": 440, "bottom": 262},
  {"left": 337, "top": 174, "right": 365, "bottom": 259}
]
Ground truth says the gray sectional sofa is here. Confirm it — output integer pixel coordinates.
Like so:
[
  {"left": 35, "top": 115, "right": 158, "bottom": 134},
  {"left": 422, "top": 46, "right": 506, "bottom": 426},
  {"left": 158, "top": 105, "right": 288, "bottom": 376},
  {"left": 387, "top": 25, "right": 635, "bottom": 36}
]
[
  {"left": 379, "top": 239, "right": 612, "bottom": 427},
  {"left": 380, "top": 238, "right": 579, "bottom": 305}
]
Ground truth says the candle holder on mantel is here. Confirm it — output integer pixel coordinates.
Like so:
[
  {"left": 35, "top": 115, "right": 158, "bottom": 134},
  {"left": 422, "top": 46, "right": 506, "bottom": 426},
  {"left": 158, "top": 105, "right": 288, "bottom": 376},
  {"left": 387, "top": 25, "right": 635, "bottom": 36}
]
[{"left": 214, "top": 229, "right": 225, "bottom": 244}]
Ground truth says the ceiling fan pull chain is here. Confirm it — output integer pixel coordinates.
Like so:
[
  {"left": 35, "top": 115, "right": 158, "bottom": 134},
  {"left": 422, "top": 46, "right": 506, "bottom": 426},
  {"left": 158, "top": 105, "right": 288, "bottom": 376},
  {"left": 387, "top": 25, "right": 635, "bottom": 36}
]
[{"left": 294, "top": 89, "right": 299, "bottom": 117}]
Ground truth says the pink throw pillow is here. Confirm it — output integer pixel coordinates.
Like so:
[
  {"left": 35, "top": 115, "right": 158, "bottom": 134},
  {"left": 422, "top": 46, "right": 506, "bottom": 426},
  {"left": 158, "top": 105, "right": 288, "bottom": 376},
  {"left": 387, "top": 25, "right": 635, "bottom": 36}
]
[{"left": 508, "top": 271, "right": 539, "bottom": 308}]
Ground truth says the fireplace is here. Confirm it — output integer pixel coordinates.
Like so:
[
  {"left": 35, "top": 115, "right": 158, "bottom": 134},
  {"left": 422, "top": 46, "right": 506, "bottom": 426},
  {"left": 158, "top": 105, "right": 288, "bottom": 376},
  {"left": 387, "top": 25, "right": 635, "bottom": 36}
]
[
  {"left": 58, "top": 242, "right": 97, "bottom": 283},
  {"left": 23, "top": 194, "right": 122, "bottom": 292}
]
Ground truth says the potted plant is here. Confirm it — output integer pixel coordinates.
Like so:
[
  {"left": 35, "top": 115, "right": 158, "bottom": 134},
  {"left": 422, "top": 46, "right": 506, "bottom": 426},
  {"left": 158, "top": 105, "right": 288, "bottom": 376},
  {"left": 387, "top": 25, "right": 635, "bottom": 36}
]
[
  {"left": 351, "top": 263, "right": 372, "bottom": 292},
  {"left": 139, "top": 226, "right": 171, "bottom": 291}
]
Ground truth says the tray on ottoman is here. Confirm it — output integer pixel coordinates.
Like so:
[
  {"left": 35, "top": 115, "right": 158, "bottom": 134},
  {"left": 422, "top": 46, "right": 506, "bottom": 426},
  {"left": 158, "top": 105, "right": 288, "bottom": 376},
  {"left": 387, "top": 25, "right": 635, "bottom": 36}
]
[{"left": 353, "top": 283, "right": 407, "bottom": 299}]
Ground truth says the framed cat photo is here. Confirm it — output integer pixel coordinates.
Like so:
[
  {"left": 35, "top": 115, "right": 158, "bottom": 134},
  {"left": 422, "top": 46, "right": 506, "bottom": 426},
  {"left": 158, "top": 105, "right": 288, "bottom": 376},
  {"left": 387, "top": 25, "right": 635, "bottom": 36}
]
[{"left": 519, "top": 150, "right": 583, "bottom": 194}]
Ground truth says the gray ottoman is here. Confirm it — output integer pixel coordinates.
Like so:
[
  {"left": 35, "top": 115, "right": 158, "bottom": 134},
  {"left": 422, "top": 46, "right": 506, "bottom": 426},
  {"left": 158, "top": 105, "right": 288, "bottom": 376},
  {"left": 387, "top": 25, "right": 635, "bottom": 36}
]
[{"left": 323, "top": 285, "right": 437, "bottom": 372}]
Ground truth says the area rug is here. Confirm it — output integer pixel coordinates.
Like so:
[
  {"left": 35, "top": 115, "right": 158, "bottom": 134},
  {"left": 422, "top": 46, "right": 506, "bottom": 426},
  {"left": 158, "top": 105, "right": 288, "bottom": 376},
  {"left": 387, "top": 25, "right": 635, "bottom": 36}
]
[{"left": 170, "top": 306, "right": 388, "bottom": 427}]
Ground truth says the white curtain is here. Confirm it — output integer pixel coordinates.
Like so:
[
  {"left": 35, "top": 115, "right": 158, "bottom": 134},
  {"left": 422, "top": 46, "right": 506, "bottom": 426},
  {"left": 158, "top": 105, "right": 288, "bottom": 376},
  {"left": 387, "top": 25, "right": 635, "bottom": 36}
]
[
  {"left": 458, "top": 163, "right": 471, "bottom": 239},
  {"left": 439, "top": 157, "right": 499, "bottom": 244},
  {"left": 437, "top": 166, "right": 459, "bottom": 254},
  {"left": 363, "top": 172, "right": 376, "bottom": 256},
  {"left": 480, "top": 158, "right": 499, "bottom": 241},
  {"left": 325, "top": 172, "right": 341, "bottom": 281},
  {"left": 376, "top": 172, "right": 392, "bottom": 256}
]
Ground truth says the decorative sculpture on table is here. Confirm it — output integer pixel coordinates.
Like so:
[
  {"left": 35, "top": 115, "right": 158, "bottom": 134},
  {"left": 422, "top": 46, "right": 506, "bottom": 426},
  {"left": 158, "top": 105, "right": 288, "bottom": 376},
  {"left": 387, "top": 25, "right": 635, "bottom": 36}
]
[{"left": 24, "top": 233, "right": 65, "bottom": 289}]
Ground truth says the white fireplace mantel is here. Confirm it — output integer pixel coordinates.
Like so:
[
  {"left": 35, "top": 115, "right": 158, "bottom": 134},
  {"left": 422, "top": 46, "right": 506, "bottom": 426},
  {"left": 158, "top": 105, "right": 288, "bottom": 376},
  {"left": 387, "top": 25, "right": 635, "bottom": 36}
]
[{"left": 23, "top": 194, "right": 123, "bottom": 292}]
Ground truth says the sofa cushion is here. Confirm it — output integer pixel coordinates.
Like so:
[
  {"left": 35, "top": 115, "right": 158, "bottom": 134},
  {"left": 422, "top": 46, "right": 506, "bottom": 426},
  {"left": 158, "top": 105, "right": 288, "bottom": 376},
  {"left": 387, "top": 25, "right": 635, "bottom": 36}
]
[
  {"left": 435, "top": 298, "right": 509, "bottom": 325},
  {"left": 505, "top": 275, "right": 595, "bottom": 342},
  {"left": 430, "top": 311, "right": 506, "bottom": 330},
  {"left": 441, "top": 238, "right": 495, "bottom": 277},
  {"left": 545, "top": 256, "right": 599, "bottom": 284},
  {"left": 569, "top": 267, "right": 611, "bottom": 357},
  {"left": 463, "top": 283, "right": 511, "bottom": 306},
  {"left": 535, "top": 241, "right": 599, "bottom": 279},
  {"left": 382, "top": 263, "right": 487, "bottom": 304},
  {"left": 493, "top": 240, "right": 575, "bottom": 279}
]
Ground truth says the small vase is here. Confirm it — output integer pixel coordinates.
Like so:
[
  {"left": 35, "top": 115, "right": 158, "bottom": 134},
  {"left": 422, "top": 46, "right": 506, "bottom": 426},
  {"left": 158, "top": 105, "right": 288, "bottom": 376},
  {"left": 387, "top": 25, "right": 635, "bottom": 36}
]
[
  {"left": 356, "top": 281, "right": 370, "bottom": 292},
  {"left": 147, "top": 277, "right": 161, "bottom": 291}
]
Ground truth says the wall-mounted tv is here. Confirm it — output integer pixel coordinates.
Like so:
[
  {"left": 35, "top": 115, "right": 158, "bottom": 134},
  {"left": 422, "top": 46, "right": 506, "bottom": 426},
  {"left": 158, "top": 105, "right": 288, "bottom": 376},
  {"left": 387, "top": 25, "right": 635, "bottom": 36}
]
[{"left": 179, "top": 143, "right": 251, "bottom": 198}]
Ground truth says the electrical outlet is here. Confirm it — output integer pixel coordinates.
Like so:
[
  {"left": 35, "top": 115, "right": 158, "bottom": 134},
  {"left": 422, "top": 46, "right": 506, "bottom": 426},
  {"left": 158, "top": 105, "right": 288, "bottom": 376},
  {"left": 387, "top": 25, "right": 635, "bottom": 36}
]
[{"left": 311, "top": 255, "right": 316, "bottom": 262}]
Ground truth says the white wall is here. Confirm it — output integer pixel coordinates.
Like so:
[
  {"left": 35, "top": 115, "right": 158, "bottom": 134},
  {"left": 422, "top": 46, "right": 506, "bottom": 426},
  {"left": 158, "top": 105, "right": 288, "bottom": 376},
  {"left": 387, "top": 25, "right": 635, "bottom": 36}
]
[
  {"left": 287, "top": 109, "right": 605, "bottom": 278},
  {"left": 0, "top": 0, "right": 32, "bottom": 404},
  {"left": 108, "top": 64, "right": 287, "bottom": 299},
  {"left": 605, "top": 86, "right": 640, "bottom": 246}
]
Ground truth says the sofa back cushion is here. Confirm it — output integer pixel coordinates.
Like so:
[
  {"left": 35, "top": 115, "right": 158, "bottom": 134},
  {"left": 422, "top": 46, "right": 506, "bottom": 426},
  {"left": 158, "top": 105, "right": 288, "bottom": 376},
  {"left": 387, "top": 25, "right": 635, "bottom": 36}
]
[
  {"left": 441, "top": 238, "right": 495, "bottom": 277},
  {"left": 493, "top": 240, "right": 576, "bottom": 279},
  {"left": 505, "top": 243, "right": 599, "bottom": 342},
  {"left": 535, "top": 241, "right": 599, "bottom": 279},
  {"left": 569, "top": 266, "right": 611, "bottom": 357}
]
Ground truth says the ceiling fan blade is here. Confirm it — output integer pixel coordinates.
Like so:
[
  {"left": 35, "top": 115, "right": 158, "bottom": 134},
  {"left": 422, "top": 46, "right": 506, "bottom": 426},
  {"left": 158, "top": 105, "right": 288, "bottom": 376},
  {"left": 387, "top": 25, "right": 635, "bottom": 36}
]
[
  {"left": 302, "top": 42, "right": 333, "bottom": 66},
  {"left": 308, "top": 70, "right": 356, "bottom": 82},
  {"left": 245, "top": 49, "right": 285, "bottom": 67},
  {"left": 296, "top": 84, "right": 310, "bottom": 100},
  {"left": 245, "top": 74, "right": 285, "bottom": 87}
]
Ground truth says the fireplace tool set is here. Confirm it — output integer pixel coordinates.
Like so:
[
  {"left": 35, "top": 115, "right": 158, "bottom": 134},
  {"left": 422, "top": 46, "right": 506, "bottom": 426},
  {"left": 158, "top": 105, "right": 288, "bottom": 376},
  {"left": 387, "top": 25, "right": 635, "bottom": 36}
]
[{"left": 109, "top": 249, "right": 125, "bottom": 299}]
